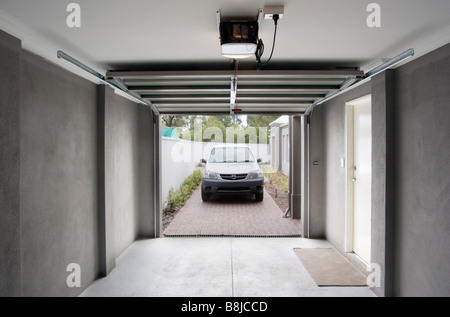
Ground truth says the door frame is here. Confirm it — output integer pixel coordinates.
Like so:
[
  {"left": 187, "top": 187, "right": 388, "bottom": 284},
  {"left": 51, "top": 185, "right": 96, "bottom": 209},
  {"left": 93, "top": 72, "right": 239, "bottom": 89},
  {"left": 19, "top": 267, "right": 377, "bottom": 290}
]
[{"left": 344, "top": 94, "right": 371, "bottom": 256}]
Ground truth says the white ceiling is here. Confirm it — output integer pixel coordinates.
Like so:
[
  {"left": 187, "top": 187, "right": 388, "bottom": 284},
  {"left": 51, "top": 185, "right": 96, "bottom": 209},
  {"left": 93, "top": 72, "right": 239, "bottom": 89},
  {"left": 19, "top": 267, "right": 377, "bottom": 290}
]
[
  {"left": 1, "top": 0, "right": 450, "bottom": 72},
  {"left": 1, "top": 0, "right": 450, "bottom": 114}
]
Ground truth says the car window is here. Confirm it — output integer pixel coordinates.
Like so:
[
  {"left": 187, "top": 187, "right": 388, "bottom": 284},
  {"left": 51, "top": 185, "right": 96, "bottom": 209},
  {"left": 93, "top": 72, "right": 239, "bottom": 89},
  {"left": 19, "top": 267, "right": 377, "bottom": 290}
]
[{"left": 209, "top": 147, "right": 255, "bottom": 163}]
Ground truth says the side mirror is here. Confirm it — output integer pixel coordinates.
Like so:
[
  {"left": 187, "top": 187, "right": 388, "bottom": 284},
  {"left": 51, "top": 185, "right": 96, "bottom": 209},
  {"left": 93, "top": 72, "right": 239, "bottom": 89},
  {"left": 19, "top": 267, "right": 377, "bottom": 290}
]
[
  {"left": 257, "top": 158, "right": 262, "bottom": 163},
  {"left": 200, "top": 159, "right": 207, "bottom": 164}
]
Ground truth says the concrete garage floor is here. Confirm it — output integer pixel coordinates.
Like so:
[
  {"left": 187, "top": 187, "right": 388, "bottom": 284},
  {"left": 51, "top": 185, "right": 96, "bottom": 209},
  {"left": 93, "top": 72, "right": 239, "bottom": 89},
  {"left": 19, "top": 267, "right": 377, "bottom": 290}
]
[
  {"left": 164, "top": 187, "right": 301, "bottom": 237},
  {"left": 80, "top": 237, "right": 375, "bottom": 297}
]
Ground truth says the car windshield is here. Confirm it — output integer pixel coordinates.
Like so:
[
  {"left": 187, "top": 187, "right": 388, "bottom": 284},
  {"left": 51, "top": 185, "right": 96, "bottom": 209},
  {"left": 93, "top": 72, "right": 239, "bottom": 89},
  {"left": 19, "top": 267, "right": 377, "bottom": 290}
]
[{"left": 209, "top": 147, "right": 255, "bottom": 163}]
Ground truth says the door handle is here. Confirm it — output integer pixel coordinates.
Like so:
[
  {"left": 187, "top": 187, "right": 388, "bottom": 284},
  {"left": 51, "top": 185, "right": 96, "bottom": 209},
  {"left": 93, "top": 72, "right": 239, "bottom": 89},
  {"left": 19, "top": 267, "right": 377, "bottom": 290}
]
[{"left": 352, "top": 177, "right": 357, "bottom": 182}]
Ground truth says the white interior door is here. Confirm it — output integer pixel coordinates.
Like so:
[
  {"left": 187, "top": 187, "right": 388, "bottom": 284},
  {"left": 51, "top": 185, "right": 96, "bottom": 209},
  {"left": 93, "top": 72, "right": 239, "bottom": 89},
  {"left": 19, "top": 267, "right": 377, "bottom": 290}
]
[{"left": 350, "top": 96, "right": 372, "bottom": 264}]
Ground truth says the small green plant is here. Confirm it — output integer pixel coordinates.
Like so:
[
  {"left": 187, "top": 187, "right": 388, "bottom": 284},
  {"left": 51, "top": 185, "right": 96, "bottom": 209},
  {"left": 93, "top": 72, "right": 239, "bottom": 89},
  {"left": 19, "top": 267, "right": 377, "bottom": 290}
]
[
  {"left": 266, "top": 171, "right": 289, "bottom": 192},
  {"left": 261, "top": 164, "right": 289, "bottom": 192},
  {"left": 165, "top": 169, "right": 202, "bottom": 212}
]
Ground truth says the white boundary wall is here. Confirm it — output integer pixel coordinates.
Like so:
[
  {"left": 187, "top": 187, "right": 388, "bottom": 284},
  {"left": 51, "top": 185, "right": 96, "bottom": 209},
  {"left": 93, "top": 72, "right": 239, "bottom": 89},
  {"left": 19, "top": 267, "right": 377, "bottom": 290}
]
[
  {"left": 161, "top": 137, "right": 270, "bottom": 207},
  {"left": 270, "top": 125, "right": 290, "bottom": 175}
]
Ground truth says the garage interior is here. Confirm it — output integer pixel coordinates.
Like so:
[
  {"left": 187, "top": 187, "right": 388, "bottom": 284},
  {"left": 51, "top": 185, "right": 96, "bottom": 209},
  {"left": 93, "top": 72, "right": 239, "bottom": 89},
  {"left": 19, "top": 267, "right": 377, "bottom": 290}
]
[{"left": 1, "top": 0, "right": 450, "bottom": 297}]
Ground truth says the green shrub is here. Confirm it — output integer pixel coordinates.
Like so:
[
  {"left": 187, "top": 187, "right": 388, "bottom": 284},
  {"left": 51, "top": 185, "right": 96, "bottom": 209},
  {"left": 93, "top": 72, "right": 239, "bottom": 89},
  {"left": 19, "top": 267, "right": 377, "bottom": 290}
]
[
  {"left": 165, "top": 169, "right": 202, "bottom": 211},
  {"left": 263, "top": 167, "right": 289, "bottom": 192}
]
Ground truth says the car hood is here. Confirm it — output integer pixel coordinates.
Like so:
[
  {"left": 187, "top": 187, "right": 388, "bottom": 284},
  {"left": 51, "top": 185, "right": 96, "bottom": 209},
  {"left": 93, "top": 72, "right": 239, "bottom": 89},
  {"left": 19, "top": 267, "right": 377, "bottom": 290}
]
[{"left": 205, "top": 162, "right": 260, "bottom": 174}]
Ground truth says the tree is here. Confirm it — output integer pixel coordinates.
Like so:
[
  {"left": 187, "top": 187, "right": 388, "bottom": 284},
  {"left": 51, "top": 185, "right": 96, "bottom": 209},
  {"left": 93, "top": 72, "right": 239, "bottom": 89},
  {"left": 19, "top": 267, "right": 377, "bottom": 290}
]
[
  {"left": 217, "top": 115, "right": 243, "bottom": 127},
  {"left": 246, "top": 115, "right": 280, "bottom": 144},
  {"left": 246, "top": 115, "right": 279, "bottom": 128},
  {"left": 161, "top": 115, "right": 175, "bottom": 127},
  {"left": 161, "top": 115, "right": 193, "bottom": 128},
  {"left": 203, "top": 116, "right": 226, "bottom": 143},
  {"left": 161, "top": 114, "right": 279, "bottom": 144}
]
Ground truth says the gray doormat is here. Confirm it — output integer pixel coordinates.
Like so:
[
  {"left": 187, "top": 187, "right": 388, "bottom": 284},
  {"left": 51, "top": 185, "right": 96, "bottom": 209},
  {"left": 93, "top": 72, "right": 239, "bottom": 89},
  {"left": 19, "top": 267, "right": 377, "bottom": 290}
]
[{"left": 293, "top": 248, "right": 368, "bottom": 286}]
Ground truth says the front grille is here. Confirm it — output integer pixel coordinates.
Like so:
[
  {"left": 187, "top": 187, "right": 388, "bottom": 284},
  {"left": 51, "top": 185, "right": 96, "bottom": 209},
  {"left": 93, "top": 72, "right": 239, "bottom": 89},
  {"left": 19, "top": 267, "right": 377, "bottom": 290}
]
[
  {"left": 217, "top": 187, "right": 251, "bottom": 192},
  {"left": 220, "top": 173, "right": 248, "bottom": 180}
]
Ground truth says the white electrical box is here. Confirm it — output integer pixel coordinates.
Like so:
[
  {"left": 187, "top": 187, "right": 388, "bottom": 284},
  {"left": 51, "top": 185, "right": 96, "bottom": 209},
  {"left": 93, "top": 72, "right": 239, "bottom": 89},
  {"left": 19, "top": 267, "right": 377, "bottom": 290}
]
[{"left": 264, "top": 5, "right": 284, "bottom": 19}]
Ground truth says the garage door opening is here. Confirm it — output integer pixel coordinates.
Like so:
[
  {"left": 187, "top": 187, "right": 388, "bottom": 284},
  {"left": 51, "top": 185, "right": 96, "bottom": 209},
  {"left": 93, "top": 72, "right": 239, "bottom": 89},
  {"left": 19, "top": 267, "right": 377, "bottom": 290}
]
[
  {"left": 104, "top": 67, "right": 362, "bottom": 240},
  {"left": 159, "top": 114, "right": 301, "bottom": 237}
]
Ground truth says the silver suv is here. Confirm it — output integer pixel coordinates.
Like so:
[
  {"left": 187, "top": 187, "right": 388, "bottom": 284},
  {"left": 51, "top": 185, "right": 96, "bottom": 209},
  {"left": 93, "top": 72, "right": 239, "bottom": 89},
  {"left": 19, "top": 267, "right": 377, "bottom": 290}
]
[{"left": 200, "top": 145, "right": 264, "bottom": 202}]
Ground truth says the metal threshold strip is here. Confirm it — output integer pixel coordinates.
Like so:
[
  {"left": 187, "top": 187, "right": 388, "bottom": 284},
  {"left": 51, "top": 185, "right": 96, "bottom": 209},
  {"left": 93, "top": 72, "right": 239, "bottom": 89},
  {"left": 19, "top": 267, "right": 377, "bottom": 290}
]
[{"left": 163, "top": 234, "right": 302, "bottom": 238}]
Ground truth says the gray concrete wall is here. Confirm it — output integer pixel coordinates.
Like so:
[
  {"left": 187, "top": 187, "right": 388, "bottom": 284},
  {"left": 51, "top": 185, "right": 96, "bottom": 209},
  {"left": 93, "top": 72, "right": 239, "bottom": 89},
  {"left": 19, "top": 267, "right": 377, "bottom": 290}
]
[
  {"left": 97, "top": 85, "right": 155, "bottom": 272},
  {"left": 309, "top": 80, "right": 387, "bottom": 293},
  {"left": 308, "top": 108, "right": 325, "bottom": 238},
  {"left": 371, "top": 70, "right": 396, "bottom": 297},
  {"left": 0, "top": 29, "right": 156, "bottom": 296},
  {"left": 309, "top": 43, "right": 450, "bottom": 297},
  {"left": 20, "top": 50, "right": 99, "bottom": 296},
  {"left": 110, "top": 89, "right": 141, "bottom": 256},
  {"left": 138, "top": 106, "right": 155, "bottom": 238},
  {"left": 0, "top": 30, "right": 22, "bottom": 297},
  {"left": 19, "top": 54, "right": 154, "bottom": 295},
  {"left": 97, "top": 85, "right": 116, "bottom": 276},
  {"left": 393, "top": 43, "right": 450, "bottom": 296},
  {"left": 309, "top": 82, "right": 371, "bottom": 242},
  {"left": 289, "top": 116, "right": 302, "bottom": 220}
]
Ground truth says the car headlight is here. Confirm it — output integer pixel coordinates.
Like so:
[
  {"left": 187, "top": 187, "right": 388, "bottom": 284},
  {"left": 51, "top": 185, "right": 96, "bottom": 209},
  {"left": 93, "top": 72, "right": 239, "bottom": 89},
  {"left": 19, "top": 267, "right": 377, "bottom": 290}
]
[
  {"left": 203, "top": 169, "right": 218, "bottom": 179},
  {"left": 248, "top": 169, "right": 264, "bottom": 179}
]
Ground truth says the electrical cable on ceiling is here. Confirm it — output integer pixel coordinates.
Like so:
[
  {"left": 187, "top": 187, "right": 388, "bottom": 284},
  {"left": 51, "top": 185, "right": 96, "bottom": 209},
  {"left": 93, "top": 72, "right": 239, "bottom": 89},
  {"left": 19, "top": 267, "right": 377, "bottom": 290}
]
[{"left": 255, "top": 14, "right": 279, "bottom": 70}]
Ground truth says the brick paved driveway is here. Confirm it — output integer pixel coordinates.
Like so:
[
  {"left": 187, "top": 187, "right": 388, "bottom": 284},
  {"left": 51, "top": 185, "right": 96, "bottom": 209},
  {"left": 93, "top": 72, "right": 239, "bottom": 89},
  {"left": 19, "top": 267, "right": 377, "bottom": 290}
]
[{"left": 163, "top": 187, "right": 301, "bottom": 237}]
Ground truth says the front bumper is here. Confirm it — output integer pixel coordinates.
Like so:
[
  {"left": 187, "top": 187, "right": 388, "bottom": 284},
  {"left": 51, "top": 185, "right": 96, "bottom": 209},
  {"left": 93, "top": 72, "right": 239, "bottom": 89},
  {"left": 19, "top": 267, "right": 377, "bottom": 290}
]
[{"left": 202, "top": 178, "right": 264, "bottom": 194}]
